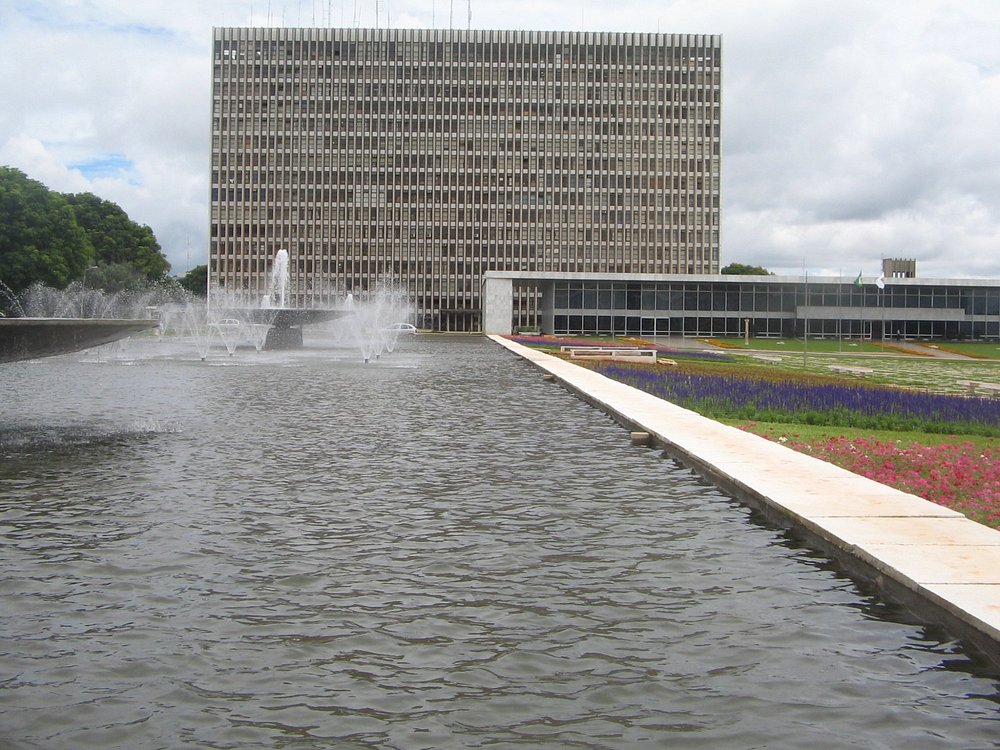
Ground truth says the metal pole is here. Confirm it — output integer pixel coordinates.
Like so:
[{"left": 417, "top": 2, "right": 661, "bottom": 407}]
[
  {"left": 802, "top": 267, "right": 808, "bottom": 366},
  {"left": 838, "top": 268, "right": 842, "bottom": 352},
  {"left": 880, "top": 286, "right": 885, "bottom": 351}
]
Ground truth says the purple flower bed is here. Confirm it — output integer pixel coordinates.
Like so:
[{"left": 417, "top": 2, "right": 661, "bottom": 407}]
[{"left": 595, "top": 364, "right": 1000, "bottom": 435}]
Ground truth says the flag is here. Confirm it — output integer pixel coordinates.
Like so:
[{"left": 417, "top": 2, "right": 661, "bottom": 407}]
[
  {"left": 854, "top": 270, "right": 863, "bottom": 287},
  {"left": 876, "top": 272, "right": 886, "bottom": 290}
]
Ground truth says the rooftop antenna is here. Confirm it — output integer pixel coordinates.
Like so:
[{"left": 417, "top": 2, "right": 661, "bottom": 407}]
[
  {"left": 449, "top": 0, "right": 453, "bottom": 30},
  {"left": 467, "top": 0, "right": 471, "bottom": 29}
]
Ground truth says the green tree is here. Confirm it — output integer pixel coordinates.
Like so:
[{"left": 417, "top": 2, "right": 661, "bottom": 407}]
[
  {"left": 64, "top": 192, "right": 169, "bottom": 282},
  {"left": 178, "top": 264, "right": 208, "bottom": 297},
  {"left": 81, "top": 263, "right": 149, "bottom": 293},
  {"left": 0, "top": 166, "right": 93, "bottom": 292},
  {"left": 721, "top": 262, "right": 772, "bottom": 275}
]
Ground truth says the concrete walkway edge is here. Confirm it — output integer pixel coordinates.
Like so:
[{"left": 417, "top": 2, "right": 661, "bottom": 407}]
[{"left": 490, "top": 335, "right": 1000, "bottom": 666}]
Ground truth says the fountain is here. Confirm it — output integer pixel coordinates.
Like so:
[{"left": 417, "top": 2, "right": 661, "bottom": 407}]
[
  {"left": 216, "top": 249, "right": 414, "bottom": 358},
  {"left": 261, "top": 248, "right": 289, "bottom": 310},
  {"left": 224, "top": 248, "right": 348, "bottom": 351},
  {"left": 1, "top": 249, "right": 416, "bottom": 364},
  {"left": 339, "top": 280, "right": 415, "bottom": 363}
]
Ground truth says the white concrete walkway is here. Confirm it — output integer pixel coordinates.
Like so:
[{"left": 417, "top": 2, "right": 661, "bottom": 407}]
[{"left": 491, "top": 335, "right": 1000, "bottom": 664}]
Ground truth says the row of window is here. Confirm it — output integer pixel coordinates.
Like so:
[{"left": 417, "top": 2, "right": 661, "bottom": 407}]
[
  {"left": 552, "top": 282, "right": 1000, "bottom": 315},
  {"left": 213, "top": 229, "right": 720, "bottom": 249},
  {"left": 216, "top": 56, "right": 720, "bottom": 76},
  {"left": 216, "top": 73, "right": 719, "bottom": 94},
  {"left": 551, "top": 315, "right": 1000, "bottom": 340},
  {"left": 214, "top": 30, "right": 720, "bottom": 68},
  {"left": 212, "top": 182, "right": 719, "bottom": 199}
]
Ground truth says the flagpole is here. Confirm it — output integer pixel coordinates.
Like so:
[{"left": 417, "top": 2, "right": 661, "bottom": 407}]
[
  {"left": 838, "top": 268, "right": 843, "bottom": 352},
  {"left": 802, "top": 263, "right": 808, "bottom": 366},
  {"left": 878, "top": 270, "right": 886, "bottom": 350},
  {"left": 853, "top": 269, "right": 863, "bottom": 344}
]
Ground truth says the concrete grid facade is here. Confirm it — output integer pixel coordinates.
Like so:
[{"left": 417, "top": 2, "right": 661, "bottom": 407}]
[{"left": 210, "top": 27, "right": 721, "bottom": 331}]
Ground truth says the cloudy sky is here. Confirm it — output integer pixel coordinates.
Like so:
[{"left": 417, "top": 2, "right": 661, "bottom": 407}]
[{"left": 2, "top": 0, "right": 999, "bottom": 279}]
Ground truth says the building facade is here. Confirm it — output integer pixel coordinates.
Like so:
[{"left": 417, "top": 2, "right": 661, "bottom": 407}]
[
  {"left": 483, "top": 271, "right": 1000, "bottom": 341},
  {"left": 210, "top": 27, "right": 721, "bottom": 330}
]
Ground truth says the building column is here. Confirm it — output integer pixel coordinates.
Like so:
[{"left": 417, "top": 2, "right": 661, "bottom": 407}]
[
  {"left": 482, "top": 277, "right": 514, "bottom": 334},
  {"left": 539, "top": 280, "right": 555, "bottom": 334}
]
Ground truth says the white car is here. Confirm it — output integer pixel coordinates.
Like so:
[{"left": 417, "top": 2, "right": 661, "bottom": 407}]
[{"left": 385, "top": 323, "right": 418, "bottom": 334}]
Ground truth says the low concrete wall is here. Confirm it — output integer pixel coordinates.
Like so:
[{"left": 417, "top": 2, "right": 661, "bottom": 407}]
[{"left": 490, "top": 334, "right": 1000, "bottom": 666}]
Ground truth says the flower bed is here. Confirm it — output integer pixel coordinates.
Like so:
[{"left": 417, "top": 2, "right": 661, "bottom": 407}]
[{"left": 594, "top": 363, "right": 1000, "bottom": 436}]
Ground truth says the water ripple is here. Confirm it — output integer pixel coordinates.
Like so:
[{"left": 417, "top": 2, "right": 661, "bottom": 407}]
[{"left": 0, "top": 338, "right": 998, "bottom": 748}]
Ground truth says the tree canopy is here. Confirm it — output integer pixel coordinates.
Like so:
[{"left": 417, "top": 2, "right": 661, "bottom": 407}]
[
  {"left": 65, "top": 192, "right": 169, "bottom": 284},
  {"left": 0, "top": 166, "right": 170, "bottom": 293},
  {"left": 721, "top": 262, "right": 773, "bottom": 275},
  {"left": 178, "top": 264, "right": 208, "bottom": 297},
  {"left": 0, "top": 167, "right": 92, "bottom": 292}
]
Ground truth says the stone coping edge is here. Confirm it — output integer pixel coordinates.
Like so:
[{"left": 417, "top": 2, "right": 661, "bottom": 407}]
[{"left": 490, "top": 335, "right": 1000, "bottom": 667}]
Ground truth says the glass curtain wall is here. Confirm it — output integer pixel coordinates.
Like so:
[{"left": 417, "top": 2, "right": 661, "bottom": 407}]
[{"left": 551, "top": 280, "right": 1000, "bottom": 340}]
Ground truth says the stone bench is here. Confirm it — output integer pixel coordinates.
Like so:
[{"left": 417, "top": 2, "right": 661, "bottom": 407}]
[
  {"left": 827, "top": 364, "right": 874, "bottom": 376},
  {"left": 561, "top": 346, "right": 658, "bottom": 363}
]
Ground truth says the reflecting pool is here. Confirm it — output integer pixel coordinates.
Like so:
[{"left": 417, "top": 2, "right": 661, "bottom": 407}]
[{"left": 1, "top": 336, "right": 997, "bottom": 748}]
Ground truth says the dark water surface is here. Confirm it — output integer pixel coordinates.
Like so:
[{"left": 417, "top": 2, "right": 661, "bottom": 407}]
[{"left": 1, "top": 336, "right": 998, "bottom": 749}]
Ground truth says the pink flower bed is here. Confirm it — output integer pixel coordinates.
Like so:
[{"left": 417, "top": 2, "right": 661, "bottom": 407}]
[{"left": 751, "top": 432, "right": 1000, "bottom": 528}]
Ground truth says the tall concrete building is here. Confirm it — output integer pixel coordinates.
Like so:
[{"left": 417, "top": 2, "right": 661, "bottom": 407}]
[{"left": 210, "top": 27, "right": 721, "bottom": 330}]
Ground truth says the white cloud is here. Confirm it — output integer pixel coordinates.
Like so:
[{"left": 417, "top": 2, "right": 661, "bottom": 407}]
[{"left": 0, "top": 135, "right": 91, "bottom": 192}]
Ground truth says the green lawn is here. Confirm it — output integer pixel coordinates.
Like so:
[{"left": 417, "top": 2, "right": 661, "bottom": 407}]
[
  {"left": 924, "top": 341, "right": 1000, "bottom": 359},
  {"left": 703, "top": 336, "right": 910, "bottom": 355},
  {"left": 718, "top": 349, "right": 1000, "bottom": 396},
  {"left": 704, "top": 336, "right": 1000, "bottom": 368},
  {"left": 723, "top": 419, "right": 1000, "bottom": 453},
  {"left": 516, "top": 334, "right": 1000, "bottom": 397}
]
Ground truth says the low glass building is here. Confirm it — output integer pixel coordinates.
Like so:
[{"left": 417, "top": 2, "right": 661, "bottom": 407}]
[{"left": 482, "top": 272, "right": 1000, "bottom": 340}]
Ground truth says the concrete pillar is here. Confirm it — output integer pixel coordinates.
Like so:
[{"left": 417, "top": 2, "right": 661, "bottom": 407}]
[
  {"left": 482, "top": 277, "right": 514, "bottom": 334},
  {"left": 539, "top": 280, "right": 555, "bottom": 334}
]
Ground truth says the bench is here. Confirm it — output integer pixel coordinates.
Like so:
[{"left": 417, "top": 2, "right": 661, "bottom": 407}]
[
  {"left": 956, "top": 380, "right": 1000, "bottom": 397},
  {"left": 827, "top": 364, "right": 874, "bottom": 376},
  {"left": 561, "top": 346, "right": 658, "bottom": 363}
]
